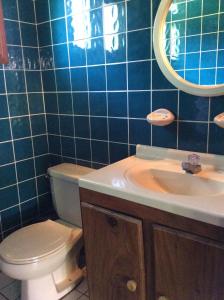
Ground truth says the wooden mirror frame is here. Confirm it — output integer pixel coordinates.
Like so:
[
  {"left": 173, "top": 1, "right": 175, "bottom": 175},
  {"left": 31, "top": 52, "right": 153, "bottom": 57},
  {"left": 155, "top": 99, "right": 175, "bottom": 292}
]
[
  {"left": 153, "top": 0, "right": 224, "bottom": 97},
  {"left": 0, "top": 0, "right": 8, "bottom": 64}
]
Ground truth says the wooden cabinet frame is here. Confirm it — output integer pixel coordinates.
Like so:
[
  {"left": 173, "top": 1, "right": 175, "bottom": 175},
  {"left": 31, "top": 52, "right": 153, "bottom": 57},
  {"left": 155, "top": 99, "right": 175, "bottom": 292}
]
[{"left": 0, "top": 0, "right": 8, "bottom": 64}]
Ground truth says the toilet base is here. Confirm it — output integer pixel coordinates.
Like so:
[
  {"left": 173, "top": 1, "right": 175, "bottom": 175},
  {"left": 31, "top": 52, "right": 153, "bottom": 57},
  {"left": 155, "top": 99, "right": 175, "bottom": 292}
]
[{"left": 21, "top": 269, "right": 84, "bottom": 300}]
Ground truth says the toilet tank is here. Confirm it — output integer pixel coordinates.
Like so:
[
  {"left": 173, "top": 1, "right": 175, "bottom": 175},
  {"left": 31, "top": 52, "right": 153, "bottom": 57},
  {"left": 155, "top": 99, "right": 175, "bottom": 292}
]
[{"left": 48, "top": 163, "right": 93, "bottom": 227}]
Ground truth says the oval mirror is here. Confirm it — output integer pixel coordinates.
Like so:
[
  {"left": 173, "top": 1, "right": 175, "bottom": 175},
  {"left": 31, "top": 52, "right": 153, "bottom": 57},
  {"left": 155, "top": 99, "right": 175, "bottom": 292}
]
[{"left": 153, "top": 0, "right": 224, "bottom": 96}]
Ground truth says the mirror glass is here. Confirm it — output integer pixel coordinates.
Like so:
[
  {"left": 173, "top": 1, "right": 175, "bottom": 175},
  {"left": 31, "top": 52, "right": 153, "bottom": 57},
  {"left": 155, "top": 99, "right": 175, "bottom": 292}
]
[{"left": 164, "top": 0, "right": 224, "bottom": 86}]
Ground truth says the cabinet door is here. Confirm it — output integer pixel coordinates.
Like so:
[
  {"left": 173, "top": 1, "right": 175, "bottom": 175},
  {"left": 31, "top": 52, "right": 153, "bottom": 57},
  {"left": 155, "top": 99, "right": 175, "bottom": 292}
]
[
  {"left": 154, "top": 225, "right": 224, "bottom": 300},
  {"left": 81, "top": 202, "right": 146, "bottom": 300}
]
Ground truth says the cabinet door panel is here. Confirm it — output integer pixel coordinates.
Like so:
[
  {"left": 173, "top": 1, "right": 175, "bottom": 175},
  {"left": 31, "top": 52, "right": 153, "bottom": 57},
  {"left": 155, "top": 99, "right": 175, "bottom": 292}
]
[
  {"left": 154, "top": 225, "right": 224, "bottom": 300},
  {"left": 81, "top": 202, "right": 146, "bottom": 300}
]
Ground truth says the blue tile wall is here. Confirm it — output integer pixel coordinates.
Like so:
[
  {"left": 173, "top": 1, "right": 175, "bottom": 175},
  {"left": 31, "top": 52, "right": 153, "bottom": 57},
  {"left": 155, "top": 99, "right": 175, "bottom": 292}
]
[
  {"left": 0, "top": 0, "right": 55, "bottom": 239},
  {"left": 1, "top": 0, "right": 224, "bottom": 238},
  {"left": 166, "top": 0, "right": 224, "bottom": 85},
  {"left": 34, "top": 0, "right": 224, "bottom": 171}
]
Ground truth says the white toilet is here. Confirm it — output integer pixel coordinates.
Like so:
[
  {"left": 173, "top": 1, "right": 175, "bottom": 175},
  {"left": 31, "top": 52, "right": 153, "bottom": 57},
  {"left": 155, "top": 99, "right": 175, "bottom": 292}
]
[{"left": 0, "top": 163, "right": 93, "bottom": 300}]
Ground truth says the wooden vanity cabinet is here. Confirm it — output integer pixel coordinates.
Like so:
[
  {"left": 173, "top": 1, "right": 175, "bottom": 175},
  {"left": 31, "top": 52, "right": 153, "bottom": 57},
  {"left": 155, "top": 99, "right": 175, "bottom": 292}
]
[{"left": 80, "top": 188, "right": 224, "bottom": 300}]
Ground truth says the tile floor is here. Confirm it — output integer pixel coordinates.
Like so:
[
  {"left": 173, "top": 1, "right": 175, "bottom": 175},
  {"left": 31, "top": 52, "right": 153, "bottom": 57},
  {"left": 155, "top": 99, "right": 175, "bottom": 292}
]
[{"left": 0, "top": 272, "right": 89, "bottom": 300}]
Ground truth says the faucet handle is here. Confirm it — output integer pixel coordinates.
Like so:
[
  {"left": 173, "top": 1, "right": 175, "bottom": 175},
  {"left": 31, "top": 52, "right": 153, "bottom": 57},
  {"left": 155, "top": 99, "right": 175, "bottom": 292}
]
[{"left": 188, "top": 153, "right": 200, "bottom": 165}]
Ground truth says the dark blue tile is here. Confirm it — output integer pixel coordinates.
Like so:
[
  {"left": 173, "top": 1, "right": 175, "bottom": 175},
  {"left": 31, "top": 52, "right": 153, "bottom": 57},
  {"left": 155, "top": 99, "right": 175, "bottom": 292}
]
[
  {"left": 1, "top": 206, "right": 21, "bottom": 231},
  {"left": 73, "top": 93, "right": 89, "bottom": 115},
  {"left": 35, "top": 155, "right": 50, "bottom": 176},
  {"left": 23, "top": 47, "right": 40, "bottom": 70},
  {"left": 5, "top": 20, "right": 20, "bottom": 45},
  {"left": 86, "top": 37, "right": 105, "bottom": 65},
  {"left": 152, "top": 91, "right": 178, "bottom": 116},
  {"left": 107, "top": 64, "right": 127, "bottom": 91},
  {"left": 179, "top": 92, "right": 208, "bottom": 121},
  {"left": 42, "top": 71, "right": 56, "bottom": 92},
  {"left": 56, "top": 69, "right": 71, "bottom": 91},
  {"left": 90, "top": 8, "right": 103, "bottom": 37},
  {"left": 0, "top": 142, "right": 14, "bottom": 165},
  {"left": 8, "top": 94, "right": 28, "bottom": 117},
  {"left": 21, "top": 198, "right": 38, "bottom": 223},
  {"left": 18, "top": 0, "right": 35, "bottom": 23},
  {"left": 152, "top": 61, "right": 174, "bottom": 90},
  {"left": 218, "top": 51, "right": 224, "bottom": 68},
  {"left": 91, "top": 117, "right": 108, "bottom": 140},
  {"left": 11, "top": 117, "right": 31, "bottom": 139},
  {"left": 89, "top": 92, "right": 106, "bottom": 116},
  {"left": 37, "top": 175, "right": 50, "bottom": 195},
  {"left": 200, "top": 69, "right": 216, "bottom": 85},
  {"left": 47, "top": 114, "right": 60, "bottom": 135},
  {"left": 14, "top": 138, "right": 33, "bottom": 160},
  {"left": 209, "top": 124, "right": 224, "bottom": 155},
  {"left": 71, "top": 68, "right": 87, "bottom": 91},
  {"left": 185, "top": 53, "right": 200, "bottom": 69},
  {"left": 33, "top": 135, "right": 49, "bottom": 156},
  {"left": 0, "top": 71, "right": 5, "bottom": 93},
  {"left": 2, "top": 0, "right": 18, "bottom": 20},
  {"left": 21, "top": 23, "right": 37, "bottom": 47},
  {"left": 38, "top": 22, "right": 52, "bottom": 47},
  {"left": 152, "top": 123, "right": 177, "bottom": 149},
  {"left": 44, "top": 93, "right": 58, "bottom": 114},
  {"left": 90, "top": 0, "right": 103, "bottom": 9},
  {"left": 0, "top": 119, "right": 11, "bottom": 142},
  {"left": 178, "top": 122, "right": 208, "bottom": 152},
  {"left": 88, "top": 66, "right": 106, "bottom": 91},
  {"left": 203, "top": 15, "right": 218, "bottom": 34},
  {"left": 127, "top": 0, "right": 151, "bottom": 31},
  {"left": 49, "top": 0, "right": 65, "bottom": 19},
  {"left": 52, "top": 19, "right": 67, "bottom": 44},
  {"left": 48, "top": 135, "right": 61, "bottom": 155},
  {"left": 186, "top": 35, "right": 201, "bottom": 52},
  {"left": 128, "top": 61, "right": 151, "bottom": 90},
  {"left": 109, "top": 142, "right": 128, "bottom": 163},
  {"left": 109, "top": 118, "right": 128, "bottom": 143},
  {"left": 5, "top": 71, "right": 25, "bottom": 93},
  {"left": 103, "top": 2, "right": 126, "bottom": 34},
  {"left": 91, "top": 140, "right": 108, "bottom": 164},
  {"left": 31, "top": 115, "right": 46, "bottom": 135},
  {"left": 74, "top": 116, "right": 89, "bottom": 138},
  {"left": 105, "top": 33, "right": 126, "bottom": 63},
  {"left": 129, "top": 92, "right": 151, "bottom": 118},
  {"left": 0, "top": 96, "right": 8, "bottom": 118},
  {"left": 0, "top": 164, "right": 16, "bottom": 188},
  {"left": 29, "top": 94, "right": 44, "bottom": 114},
  {"left": 60, "top": 115, "right": 74, "bottom": 137},
  {"left": 35, "top": 0, "right": 50, "bottom": 23},
  {"left": 26, "top": 71, "right": 42, "bottom": 92},
  {"left": 39, "top": 193, "right": 55, "bottom": 217},
  {"left": 0, "top": 185, "right": 18, "bottom": 211},
  {"left": 202, "top": 33, "right": 218, "bottom": 51},
  {"left": 128, "top": 29, "right": 151, "bottom": 61},
  {"left": 187, "top": 0, "right": 201, "bottom": 18},
  {"left": 58, "top": 93, "right": 73, "bottom": 114},
  {"left": 76, "top": 138, "right": 91, "bottom": 161},
  {"left": 210, "top": 95, "right": 224, "bottom": 120},
  {"left": 129, "top": 119, "right": 151, "bottom": 145},
  {"left": 6, "top": 46, "right": 23, "bottom": 70},
  {"left": 61, "top": 137, "right": 75, "bottom": 157},
  {"left": 40, "top": 47, "right": 54, "bottom": 70},
  {"left": 201, "top": 51, "right": 216, "bottom": 69},
  {"left": 16, "top": 159, "right": 35, "bottom": 181},
  {"left": 108, "top": 92, "right": 127, "bottom": 117},
  {"left": 69, "top": 43, "right": 86, "bottom": 67},
  {"left": 54, "top": 44, "right": 69, "bottom": 68},
  {"left": 19, "top": 179, "right": 37, "bottom": 202}
]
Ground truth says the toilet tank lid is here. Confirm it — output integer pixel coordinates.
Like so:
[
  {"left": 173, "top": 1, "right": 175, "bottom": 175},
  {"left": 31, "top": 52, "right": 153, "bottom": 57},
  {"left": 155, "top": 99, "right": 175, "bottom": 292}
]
[{"left": 48, "top": 163, "right": 93, "bottom": 183}]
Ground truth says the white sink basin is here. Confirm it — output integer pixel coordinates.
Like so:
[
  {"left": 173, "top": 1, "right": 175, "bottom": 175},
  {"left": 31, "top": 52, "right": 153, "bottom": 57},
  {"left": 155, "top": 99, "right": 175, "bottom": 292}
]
[{"left": 125, "top": 167, "right": 224, "bottom": 197}]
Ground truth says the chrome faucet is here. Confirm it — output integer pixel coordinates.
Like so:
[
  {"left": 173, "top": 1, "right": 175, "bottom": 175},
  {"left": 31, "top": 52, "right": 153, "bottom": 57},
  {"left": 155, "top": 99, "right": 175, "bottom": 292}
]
[{"left": 182, "top": 154, "right": 202, "bottom": 174}]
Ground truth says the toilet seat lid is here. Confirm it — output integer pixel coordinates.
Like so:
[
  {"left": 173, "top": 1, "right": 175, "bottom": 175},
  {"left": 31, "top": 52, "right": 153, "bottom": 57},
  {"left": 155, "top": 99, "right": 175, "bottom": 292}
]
[{"left": 0, "top": 220, "right": 74, "bottom": 264}]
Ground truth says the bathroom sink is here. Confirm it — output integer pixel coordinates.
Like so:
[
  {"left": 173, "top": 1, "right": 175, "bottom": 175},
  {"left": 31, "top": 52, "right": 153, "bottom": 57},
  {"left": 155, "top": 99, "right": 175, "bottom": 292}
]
[{"left": 125, "top": 167, "right": 224, "bottom": 197}]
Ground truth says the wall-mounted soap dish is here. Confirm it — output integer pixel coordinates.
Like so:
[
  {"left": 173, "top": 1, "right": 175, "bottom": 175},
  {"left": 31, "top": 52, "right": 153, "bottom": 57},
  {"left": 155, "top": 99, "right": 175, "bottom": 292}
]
[
  {"left": 146, "top": 109, "right": 175, "bottom": 126},
  {"left": 214, "top": 113, "right": 224, "bottom": 128}
]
